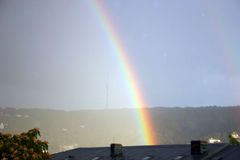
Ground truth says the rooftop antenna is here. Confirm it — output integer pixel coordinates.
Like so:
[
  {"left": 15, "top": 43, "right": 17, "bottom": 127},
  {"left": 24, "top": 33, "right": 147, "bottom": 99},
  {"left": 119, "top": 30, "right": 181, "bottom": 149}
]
[
  {"left": 105, "top": 53, "right": 111, "bottom": 109},
  {"left": 105, "top": 71, "right": 109, "bottom": 109}
]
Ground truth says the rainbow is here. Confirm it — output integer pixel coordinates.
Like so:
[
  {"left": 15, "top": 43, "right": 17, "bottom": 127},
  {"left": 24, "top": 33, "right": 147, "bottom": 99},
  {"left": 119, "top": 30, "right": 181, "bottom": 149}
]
[
  {"left": 203, "top": 2, "right": 239, "bottom": 104},
  {"left": 88, "top": 1, "right": 157, "bottom": 145}
]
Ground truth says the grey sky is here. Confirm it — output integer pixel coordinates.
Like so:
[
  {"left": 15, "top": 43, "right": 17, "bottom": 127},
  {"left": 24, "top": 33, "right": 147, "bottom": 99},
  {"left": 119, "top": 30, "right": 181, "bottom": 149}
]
[{"left": 0, "top": 0, "right": 240, "bottom": 109}]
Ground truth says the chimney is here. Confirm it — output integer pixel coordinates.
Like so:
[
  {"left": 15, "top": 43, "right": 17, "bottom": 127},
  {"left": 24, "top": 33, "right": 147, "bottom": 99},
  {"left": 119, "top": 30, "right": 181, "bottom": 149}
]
[
  {"left": 191, "top": 140, "right": 208, "bottom": 155},
  {"left": 110, "top": 143, "right": 123, "bottom": 159}
]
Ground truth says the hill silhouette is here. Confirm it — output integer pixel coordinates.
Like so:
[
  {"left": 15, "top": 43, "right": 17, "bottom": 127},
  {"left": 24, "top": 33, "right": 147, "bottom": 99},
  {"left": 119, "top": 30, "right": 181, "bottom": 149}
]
[{"left": 0, "top": 106, "right": 240, "bottom": 153}]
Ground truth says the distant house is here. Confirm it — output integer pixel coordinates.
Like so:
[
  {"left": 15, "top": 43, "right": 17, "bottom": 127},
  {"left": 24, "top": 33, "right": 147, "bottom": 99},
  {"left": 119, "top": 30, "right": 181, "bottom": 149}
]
[
  {"left": 208, "top": 138, "right": 221, "bottom": 144},
  {"left": 51, "top": 142, "right": 240, "bottom": 160},
  {"left": 0, "top": 122, "right": 4, "bottom": 130}
]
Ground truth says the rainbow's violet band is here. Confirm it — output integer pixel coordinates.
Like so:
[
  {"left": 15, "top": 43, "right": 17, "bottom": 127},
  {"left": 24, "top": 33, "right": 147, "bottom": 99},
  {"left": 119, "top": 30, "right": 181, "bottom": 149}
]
[{"left": 89, "top": 1, "right": 156, "bottom": 145}]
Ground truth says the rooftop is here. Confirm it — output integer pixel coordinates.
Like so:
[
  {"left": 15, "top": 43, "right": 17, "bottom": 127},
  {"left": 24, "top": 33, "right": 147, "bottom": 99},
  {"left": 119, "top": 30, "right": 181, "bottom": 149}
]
[{"left": 51, "top": 143, "right": 240, "bottom": 160}]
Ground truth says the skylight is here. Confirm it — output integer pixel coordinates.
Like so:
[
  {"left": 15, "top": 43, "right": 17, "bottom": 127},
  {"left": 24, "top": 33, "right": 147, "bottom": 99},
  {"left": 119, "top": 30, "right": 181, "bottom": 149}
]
[
  {"left": 173, "top": 155, "right": 185, "bottom": 160},
  {"left": 142, "top": 155, "right": 153, "bottom": 160},
  {"left": 91, "top": 156, "right": 103, "bottom": 160}
]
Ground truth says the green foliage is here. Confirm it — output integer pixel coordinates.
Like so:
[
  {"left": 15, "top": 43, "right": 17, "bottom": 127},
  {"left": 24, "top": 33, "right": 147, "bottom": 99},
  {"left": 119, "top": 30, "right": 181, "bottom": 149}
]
[
  {"left": 0, "top": 128, "right": 50, "bottom": 160},
  {"left": 228, "top": 133, "right": 240, "bottom": 145}
]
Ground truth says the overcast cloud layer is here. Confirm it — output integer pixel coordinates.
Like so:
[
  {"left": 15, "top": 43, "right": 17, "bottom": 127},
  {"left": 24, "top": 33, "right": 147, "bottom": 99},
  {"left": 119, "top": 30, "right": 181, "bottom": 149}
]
[{"left": 0, "top": 0, "right": 240, "bottom": 109}]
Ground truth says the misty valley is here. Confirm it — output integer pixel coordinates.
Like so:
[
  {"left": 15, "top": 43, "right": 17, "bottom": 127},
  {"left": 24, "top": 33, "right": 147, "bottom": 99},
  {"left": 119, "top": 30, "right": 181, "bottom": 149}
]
[{"left": 0, "top": 106, "right": 239, "bottom": 153}]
